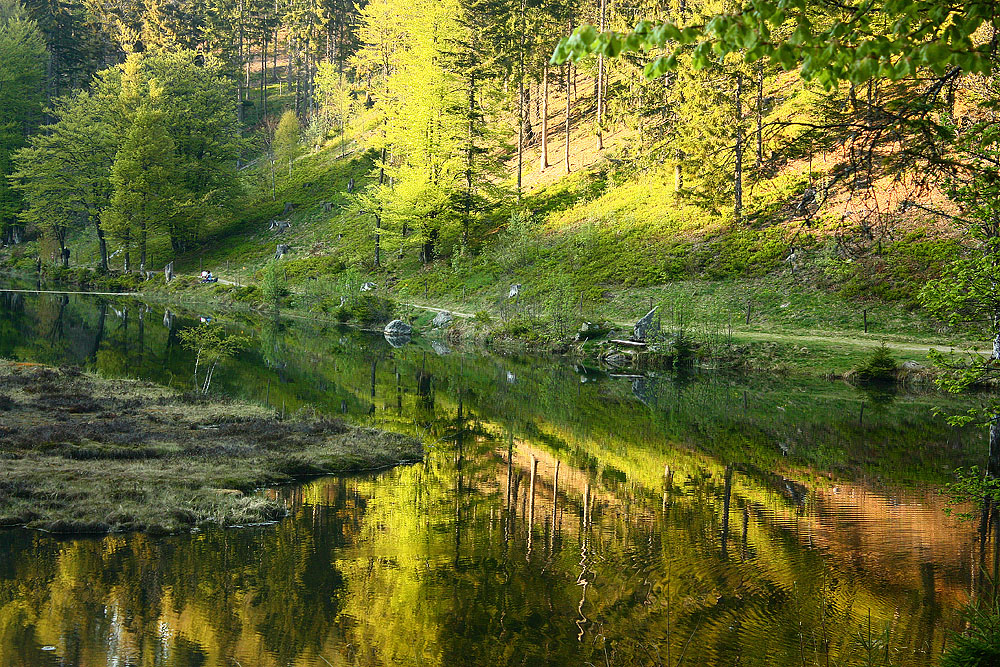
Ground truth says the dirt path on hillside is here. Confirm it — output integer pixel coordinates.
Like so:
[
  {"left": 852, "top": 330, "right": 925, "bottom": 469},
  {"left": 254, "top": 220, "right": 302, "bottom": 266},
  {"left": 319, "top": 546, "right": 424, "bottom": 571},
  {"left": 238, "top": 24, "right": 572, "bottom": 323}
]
[
  {"left": 725, "top": 329, "right": 985, "bottom": 356},
  {"left": 402, "top": 300, "right": 984, "bottom": 356}
]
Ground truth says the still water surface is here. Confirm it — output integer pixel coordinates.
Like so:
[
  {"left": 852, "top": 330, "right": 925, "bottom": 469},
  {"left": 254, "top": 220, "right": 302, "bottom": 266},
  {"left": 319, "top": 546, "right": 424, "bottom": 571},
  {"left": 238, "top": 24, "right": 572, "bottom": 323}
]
[{"left": 0, "top": 289, "right": 994, "bottom": 666}]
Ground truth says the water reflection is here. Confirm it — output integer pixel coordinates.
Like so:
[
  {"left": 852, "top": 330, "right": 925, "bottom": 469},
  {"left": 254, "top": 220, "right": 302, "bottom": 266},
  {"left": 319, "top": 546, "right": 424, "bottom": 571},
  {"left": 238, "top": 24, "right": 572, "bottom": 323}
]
[{"left": 0, "top": 290, "right": 992, "bottom": 666}]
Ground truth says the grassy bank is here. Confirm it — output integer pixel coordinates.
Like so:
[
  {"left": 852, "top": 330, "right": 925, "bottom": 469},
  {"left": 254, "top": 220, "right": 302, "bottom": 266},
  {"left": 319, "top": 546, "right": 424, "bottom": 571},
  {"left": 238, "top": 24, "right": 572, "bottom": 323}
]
[
  {"left": 0, "top": 135, "right": 982, "bottom": 379},
  {"left": 0, "top": 362, "right": 422, "bottom": 534}
]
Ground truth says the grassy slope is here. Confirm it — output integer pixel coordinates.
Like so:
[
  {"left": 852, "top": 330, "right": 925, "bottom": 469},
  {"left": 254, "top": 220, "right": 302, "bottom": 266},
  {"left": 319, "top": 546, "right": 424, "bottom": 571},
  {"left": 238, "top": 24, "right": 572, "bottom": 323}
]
[{"left": 158, "top": 124, "right": 975, "bottom": 369}]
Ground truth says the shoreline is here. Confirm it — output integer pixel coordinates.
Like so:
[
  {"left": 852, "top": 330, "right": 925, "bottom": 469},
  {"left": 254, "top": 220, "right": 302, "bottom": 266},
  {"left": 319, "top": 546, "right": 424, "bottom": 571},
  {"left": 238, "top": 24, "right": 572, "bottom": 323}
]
[{"left": 0, "top": 268, "right": 978, "bottom": 383}]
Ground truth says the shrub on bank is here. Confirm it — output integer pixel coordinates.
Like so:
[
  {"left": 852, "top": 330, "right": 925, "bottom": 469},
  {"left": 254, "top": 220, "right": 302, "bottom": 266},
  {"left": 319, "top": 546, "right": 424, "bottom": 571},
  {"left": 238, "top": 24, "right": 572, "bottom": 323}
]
[{"left": 852, "top": 344, "right": 898, "bottom": 383}]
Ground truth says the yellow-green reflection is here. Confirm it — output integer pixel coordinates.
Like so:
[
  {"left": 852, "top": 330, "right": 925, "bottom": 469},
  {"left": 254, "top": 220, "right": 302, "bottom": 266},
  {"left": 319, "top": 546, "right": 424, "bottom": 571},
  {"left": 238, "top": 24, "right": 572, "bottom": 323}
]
[{"left": 0, "top": 290, "right": 991, "bottom": 666}]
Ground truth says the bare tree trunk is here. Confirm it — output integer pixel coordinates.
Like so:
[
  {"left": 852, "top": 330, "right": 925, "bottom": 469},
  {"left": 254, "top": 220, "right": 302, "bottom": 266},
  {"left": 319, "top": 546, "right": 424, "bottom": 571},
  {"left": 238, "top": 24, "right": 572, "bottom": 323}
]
[
  {"left": 596, "top": 0, "right": 607, "bottom": 150},
  {"left": 516, "top": 0, "right": 525, "bottom": 199},
  {"left": 139, "top": 222, "right": 146, "bottom": 273},
  {"left": 237, "top": 0, "right": 245, "bottom": 123},
  {"left": 260, "top": 32, "right": 267, "bottom": 118},
  {"left": 95, "top": 222, "right": 108, "bottom": 272},
  {"left": 464, "top": 71, "right": 475, "bottom": 246},
  {"left": 564, "top": 62, "right": 571, "bottom": 174},
  {"left": 289, "top": 36, "right": 296, "bottom": 113},
  {"left": 540, "top": 63, "right": 549, "bottom": 171},
  {"left": 734, "top": 72, "right": 743, "bottom": 223},
  {"left": 756, "top": 62, "right": 764, "bottom": 169}
]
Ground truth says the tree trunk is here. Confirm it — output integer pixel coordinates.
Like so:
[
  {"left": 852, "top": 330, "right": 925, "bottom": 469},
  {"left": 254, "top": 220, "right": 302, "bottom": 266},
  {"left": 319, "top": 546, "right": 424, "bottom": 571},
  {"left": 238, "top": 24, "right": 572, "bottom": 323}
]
[
  {"left": 540, "top": 63, "right": 549, "bottom": 171},
  {"left": 516, "top": 0, "right": 525, "bottom": 198},
  {"left": 992, "top": 314, "right": 1000, "bottom": 360},
  {"left": 139, "top": 222, "right": 146, "bottom": 273},
  {"left": 564, "top": 62, "right": 571, "bottom": 174},
  {"left": 756, "top": 62, "right": 764, "bottom": 170},
  {"left": 260, "top": 32, "right": 267, "bottom": 118},
  {"left": 464, "top": 70, "right": 475, "bottom": 246},
  {"left": 96, "top": 223, "right": 108, "bottom": 272},
  {"left": 596, "top": 0, "right": 607, "bottom": 150},
  {"left": 376, "top": 147, "right": 386, "bottom": 267},
  {"left": 734, "top": 72, "right": 744, "bottom": 223},
  {"left": 123, "top": 231, "right": 131, "bottom": 273},
  {"left": 237, "top": 0, "right": 245, "bottom": 123}
]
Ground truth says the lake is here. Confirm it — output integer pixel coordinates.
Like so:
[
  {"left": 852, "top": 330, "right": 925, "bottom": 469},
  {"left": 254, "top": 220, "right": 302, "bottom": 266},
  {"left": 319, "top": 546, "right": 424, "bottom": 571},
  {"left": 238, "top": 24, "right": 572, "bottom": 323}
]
[{"left": 0, "top": 288, "right": 993, "bottom": 666}]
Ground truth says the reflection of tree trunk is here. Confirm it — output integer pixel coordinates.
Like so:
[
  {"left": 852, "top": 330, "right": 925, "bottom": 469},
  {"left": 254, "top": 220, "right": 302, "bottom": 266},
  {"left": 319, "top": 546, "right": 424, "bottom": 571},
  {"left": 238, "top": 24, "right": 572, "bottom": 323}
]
[
  {"left": 990, "top": 419, "right": 1000, "bottom": 479},
  {"left": 138, "top": 307, "right": 144, "bottom": 366},
  {"left": 721, "top": 464, "right": 733, "bottom": 558},
  {"left": 369, "top": 357, "right": 377, "bottom": 415},
  {"left": 527, "top": 455, "right": 537, "bottom": 557},
  {"left": 50, "top": 295, "right": 68, "bottom": 341},
  {"left": 742, "top": 505, "right": 750, "bottom": 560},
  {"left": 395, "top": 366, "right": 402, "bottom": 413},
  {"left": 550, "top": 460, "right": 560, "bottom": 551},
  {"left": 455, "top": 394, "right": 464, "bottom": 567},
  {"left": 89, "top": 302, "right": 107, "bottom": 363}
]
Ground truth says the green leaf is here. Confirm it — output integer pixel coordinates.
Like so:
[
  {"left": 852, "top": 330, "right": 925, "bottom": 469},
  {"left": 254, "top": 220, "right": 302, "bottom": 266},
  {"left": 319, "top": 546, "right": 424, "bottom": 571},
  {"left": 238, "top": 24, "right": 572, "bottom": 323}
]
[{"left": 578, "top": 25, "right": 598, "bottom": 47}]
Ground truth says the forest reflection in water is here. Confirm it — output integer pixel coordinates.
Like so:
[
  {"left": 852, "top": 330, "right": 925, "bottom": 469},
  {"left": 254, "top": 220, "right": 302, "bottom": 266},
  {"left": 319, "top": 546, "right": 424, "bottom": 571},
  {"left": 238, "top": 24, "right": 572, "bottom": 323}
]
[{"left": 0, "top": 289, "right": 996, "bottom": 666}]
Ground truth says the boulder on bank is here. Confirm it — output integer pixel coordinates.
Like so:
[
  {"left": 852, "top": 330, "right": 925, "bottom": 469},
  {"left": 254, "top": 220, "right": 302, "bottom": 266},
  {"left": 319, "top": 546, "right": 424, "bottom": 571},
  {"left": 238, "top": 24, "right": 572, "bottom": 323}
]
[
  {"left": 633, "top": 307, "right": 659, "bottom": 341},
  {"left": 384, "top": 319, "right": 412, "bottom": 336},
  {"left": 431, "top": 310, "right": 453, "bottom": 327}
]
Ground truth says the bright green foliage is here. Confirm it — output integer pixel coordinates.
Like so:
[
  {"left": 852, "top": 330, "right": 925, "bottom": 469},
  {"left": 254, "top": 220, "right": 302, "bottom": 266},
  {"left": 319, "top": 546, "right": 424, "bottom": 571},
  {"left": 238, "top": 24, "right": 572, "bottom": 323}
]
[
  {"left": 353, "top": 0, "right": 509, "bottom": 263},
  {"left": 921, "top": 112, "right": 1000, "bottom": 398},
  {"left": 177, "top": 323, "right": 251, "bottom": 393},
  {"left": 103, "top": 107, "right": 180, "bottom": 273},
  {"left": 13, "top": 90, "right": 118, "bottom": 269},
  {"left": 0, "top": 0, "right": 46, "bottom": 242},
  {"left": 273, "top": 109, "right": 302, "bottom": 178},
  {"left": 553, "top": 0, "right": 1000, "bottom": 87},
  {"left": 314, "top": 63, "right": 357, "bottom": 153},
  {"left": 260, "top": 258, "right": 286, "bottom": 305},
  {"left": 14, "top": 49, "right": 241, "bottom": 270}
]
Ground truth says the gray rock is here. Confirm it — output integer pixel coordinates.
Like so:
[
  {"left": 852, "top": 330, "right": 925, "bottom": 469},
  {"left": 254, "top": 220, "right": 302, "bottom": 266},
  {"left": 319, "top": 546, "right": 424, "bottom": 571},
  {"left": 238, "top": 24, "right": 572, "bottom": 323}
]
[
  {"left": 431, "top": 310, "right": 453, "bottom": 327},
  {"left": 384, "top": 319, "right": 412, "bottom": 336},
  {"left": 431, "top": 340, "right": 451, "bottom": 356},
  {"left": 902, "top": 360, "right": 924, "bottom": 370},
  {"left": 360, "top": 281, "right": 377, "bottom": 292},
  {"left": 508, "top": 283, "right": 521, "bottom": 299},
  {"left": 275, "top": 244, "right": 291, "bottom": 260},
  {"left": 633, "top": 306, "right": 659, "bottom": 341}
]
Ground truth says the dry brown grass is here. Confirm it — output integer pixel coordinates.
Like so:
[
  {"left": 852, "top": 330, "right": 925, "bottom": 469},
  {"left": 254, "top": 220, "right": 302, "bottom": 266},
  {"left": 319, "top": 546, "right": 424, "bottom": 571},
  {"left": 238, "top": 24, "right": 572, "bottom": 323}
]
[{"left": 0, "top": 362, "right": 422, "bottom": 534}]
